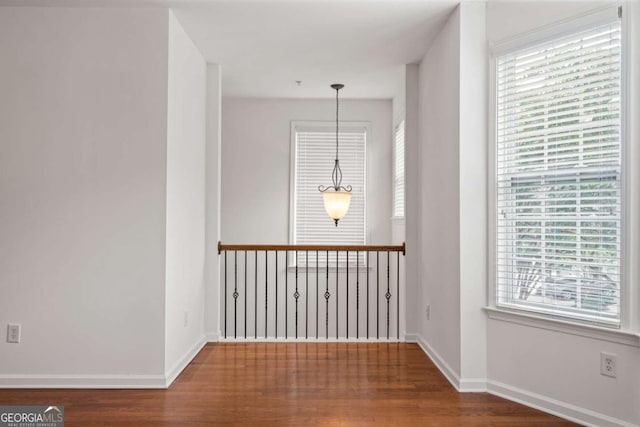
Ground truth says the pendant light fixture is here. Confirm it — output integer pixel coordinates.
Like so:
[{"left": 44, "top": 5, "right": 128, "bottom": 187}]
[{"left": 318, "top": 83, "right": 352, "bottom": 227}]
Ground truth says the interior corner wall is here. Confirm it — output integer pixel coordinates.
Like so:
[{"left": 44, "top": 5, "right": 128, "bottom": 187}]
[
  {"left": 403, "top": 64, "right": 420, "bottom": 336},
  {"left": 417, "top": 6, "right": 462, "bottom": 379},
  {"left": 0, "top": 7, "right": 169, "bottom": 384},
  {"left": 204, "top": 64, "right": 222, "bottom": 341},
  {"left": 220, "top": 97, "right": 392, "bottom": 245},
  {"left": 458, "top": 1, "right": 487, "bottom": 386},
  {"left": 165, "top": 11, "right": 207, "bottom": 378},
  {"left": 485, "top": 2, "right": 640, "bottom": 425},
  {"left": 392, "top": 70, "right": 407, "bottom": 130}
]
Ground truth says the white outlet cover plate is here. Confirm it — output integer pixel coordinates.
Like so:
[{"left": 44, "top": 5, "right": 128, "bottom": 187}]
[{"left": 600, "top": 352, "right": 616, "bottom": 378}]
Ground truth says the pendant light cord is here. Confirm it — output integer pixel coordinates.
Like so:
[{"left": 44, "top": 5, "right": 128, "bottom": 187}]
[
  {"left": 318, "top": 83, "right": 350, "bottom": 194},
  {"left": 335, "top": 86, "right": 339, "bottom": 162}
]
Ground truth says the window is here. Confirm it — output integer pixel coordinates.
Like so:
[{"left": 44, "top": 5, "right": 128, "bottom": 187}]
[
  {"left": 393, "top": 120, "right": 405, "bottom": 218},
  {"left": 292, "top": 122, "right": 367, "bottom": 265},
  {"left": 494, "top": 13, "right": 623, "bottom": 326}
]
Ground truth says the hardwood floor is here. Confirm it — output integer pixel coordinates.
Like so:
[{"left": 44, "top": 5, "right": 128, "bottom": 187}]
[{"left": 0, "top": 343, "right": 577, "bottom": 426}]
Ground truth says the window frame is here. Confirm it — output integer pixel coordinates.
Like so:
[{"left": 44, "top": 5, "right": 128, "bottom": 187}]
[
  {"left": 487, "top": 5, "right": 634, "bottom": 333},
  {"left": 289, "top": 120, "right": 370, "bottom": 267}
]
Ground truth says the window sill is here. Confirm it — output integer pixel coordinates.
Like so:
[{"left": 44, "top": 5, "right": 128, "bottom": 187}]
[{"left": 483, "top": 306, "right": 640, "bottom": 347}]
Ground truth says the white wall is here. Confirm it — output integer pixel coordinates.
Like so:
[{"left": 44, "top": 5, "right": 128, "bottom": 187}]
[
  {"left": 221, "top": 97, "right": 393, "bottom": 245},
  {"left": 0, "top": 7, "right": 169, "bottom": 383},
  {"left": 458, "top": 1, "right": 487, "bottom": 388},
  {"left": 485, "top": 1, "right": 614, "bottom": 43},
  {"left": 403, "top": 65, "right": 421, "bottom": 336},
  {"left": 410, "top": 0, "right": 488, "bottom": 391},
  {"left": 417, "top": 6, "right": 462, "bottom": 379},
  {"left": 485, "top": 2, "right": 640, "bottom": 425},
  {"left": 0, "top": 6, "right": 220, "bottom": 388},
  {"left": 392, "top": 70, "right": 406, "bottom": 131},
  {"left": 392, "top": 66, "right": 418, "bottom": 338},
  {"left": 165, "top": 11, "right": 207, "bottom": 379},
  {"left": 204, "top": 64, "right": 222, "bottom": 340}
]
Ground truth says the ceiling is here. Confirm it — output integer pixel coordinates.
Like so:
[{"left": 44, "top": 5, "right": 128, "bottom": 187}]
[
  {"left": 170, "top": 1, "right": 457, "bottom": 98},
  {"left": 0, "top": 0, "right": 457, "bottom": 99}
]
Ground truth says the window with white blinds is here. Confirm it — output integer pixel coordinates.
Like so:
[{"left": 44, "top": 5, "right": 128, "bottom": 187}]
[
  {"left": 393, "top": 120, "right": 405, "bottom": 218},
  {"left": 495, "top": 16, "right": 623, "bottom": 326},
  {"left": 292, "top": 122, "right": 366, "bottom": 266}
]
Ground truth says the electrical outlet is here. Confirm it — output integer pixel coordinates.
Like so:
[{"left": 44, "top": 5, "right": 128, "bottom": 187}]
[
  {"left": 183, "top": 311, "right": 188, "bottom": 327},
  {"left": 601, "top": 352, "right": 616, "bottom": 378},
  {"left": 7, "top": 324, "right": 21, "bottom": 343},
  {"left": 425, "top": 305, "right": 430, "bottom": 320}
]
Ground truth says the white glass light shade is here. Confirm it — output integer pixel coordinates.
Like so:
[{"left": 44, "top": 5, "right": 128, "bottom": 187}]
[{"left": 322, "top": 190, "right": 352, "bottom": 221}]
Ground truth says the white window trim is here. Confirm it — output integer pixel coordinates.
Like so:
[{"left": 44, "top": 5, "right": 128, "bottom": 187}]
[
  {"left": 627, "top": 2, "right": 640, "bottom": 335},
  {"left": 486, "top": 5, "right": 639, "bottom": 337},
  {"left": 288, "top": 120, "right": 371, "bottom": 268},
  {"left": 484, "top": 306, "right": 640, "bottom": 347}
]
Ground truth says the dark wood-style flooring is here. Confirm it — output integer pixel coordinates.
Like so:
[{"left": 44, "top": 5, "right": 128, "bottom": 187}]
[{"left": 0, "top": 343, "right": 577, "bottom": 426}]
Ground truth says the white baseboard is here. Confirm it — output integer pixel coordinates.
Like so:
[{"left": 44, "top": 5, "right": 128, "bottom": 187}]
[
  {"left": 458, "top": 377, "right": 488, "bottom": 392},
  {"left": 216, "top": 337, "right": 402, "bottom": 343},
  {"left": 405, "top": 333, "right": 470, "bottom": 391},
  {"left": 205, "top": 332, "right": 219, "bottom": 342},
  {"left": 0, "top": 374, "right": 166, "bottom": 389},
  {"left": 406, "top": 333, "right": 634, "bottom": 425},
  {"left": 164, "top": 336, "right": 207, "bottom": 388},
  {"left": 0, "top": 337, "right": 208, "bottom": 389},
  {"left": 487, "top": 380, "right": 637, "bottom": 427},
  {"left": 404, "top": 334, "right": 486, "bottom": 392}
]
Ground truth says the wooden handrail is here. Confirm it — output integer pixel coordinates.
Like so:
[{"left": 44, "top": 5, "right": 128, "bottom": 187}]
[{"left": 218, "top": 242, "right": 405, "bottom": 255}]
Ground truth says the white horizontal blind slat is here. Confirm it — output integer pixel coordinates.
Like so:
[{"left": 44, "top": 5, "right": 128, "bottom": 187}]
[
  {"left": 495, "top": 17, "right": 622, "bottom": 327},
  {"left": 294, "top": 125, "right": 366, "bottom": 266}
]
